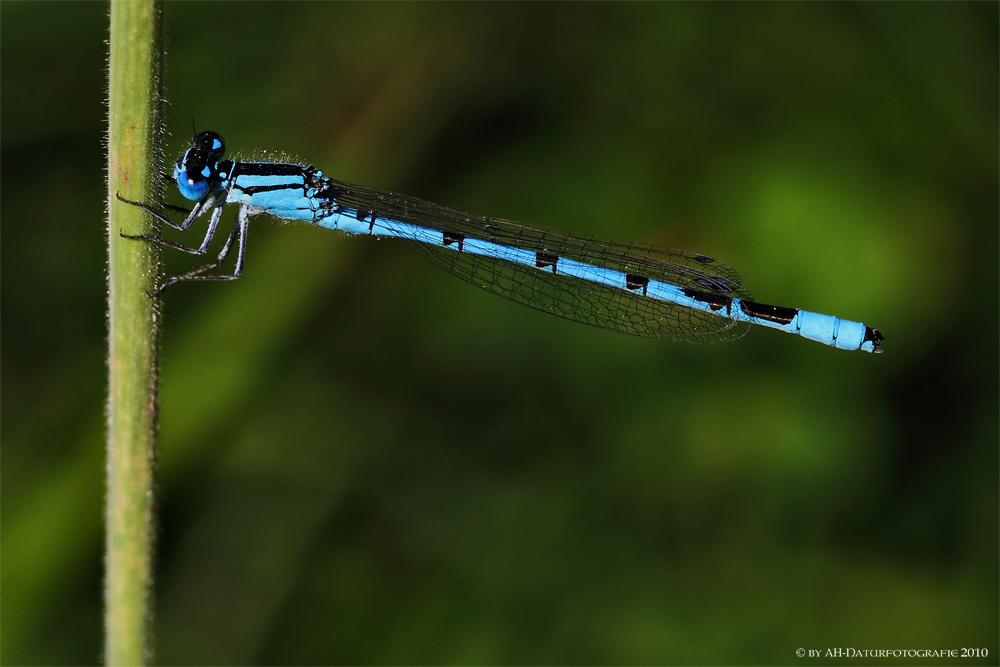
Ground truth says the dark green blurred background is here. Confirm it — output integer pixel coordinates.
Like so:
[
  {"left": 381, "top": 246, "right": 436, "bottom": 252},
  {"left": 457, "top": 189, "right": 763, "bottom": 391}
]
[{"left": 2, "top": 2, "right": 997, "bottom": 665}]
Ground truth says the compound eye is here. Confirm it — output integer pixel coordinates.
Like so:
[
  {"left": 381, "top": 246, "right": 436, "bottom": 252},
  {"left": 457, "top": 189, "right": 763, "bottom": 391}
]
[{"left": 174, "top": 161, "right": 210, "bottom": 201}]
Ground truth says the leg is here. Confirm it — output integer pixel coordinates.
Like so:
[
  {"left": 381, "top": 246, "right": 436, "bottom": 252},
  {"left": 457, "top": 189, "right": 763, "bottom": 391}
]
[
  {"left": 122, "top": 202, "right": 226, "bottom": 256},
  {"left": 116, "top": 191, "right": 216, "bottom": 232},
  {"left": 150, "top": 205, "right": 251, "bottom": 296}
]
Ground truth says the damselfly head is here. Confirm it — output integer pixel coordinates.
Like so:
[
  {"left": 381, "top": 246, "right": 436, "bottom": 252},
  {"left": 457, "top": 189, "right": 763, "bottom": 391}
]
[{"left": 173, "top": 131, "right": 227, "bottom": 201}]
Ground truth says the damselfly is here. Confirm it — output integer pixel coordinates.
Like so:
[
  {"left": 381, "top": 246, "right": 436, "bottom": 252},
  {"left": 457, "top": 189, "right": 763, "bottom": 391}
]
[{"left": 118, "top": 131, "right": 883, "bottom": 353}]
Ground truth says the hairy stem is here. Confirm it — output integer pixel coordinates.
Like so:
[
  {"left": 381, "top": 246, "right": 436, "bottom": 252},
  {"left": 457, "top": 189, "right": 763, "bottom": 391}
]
[{"left": 106, "top": 0, "right": 164, "bottom": 663}]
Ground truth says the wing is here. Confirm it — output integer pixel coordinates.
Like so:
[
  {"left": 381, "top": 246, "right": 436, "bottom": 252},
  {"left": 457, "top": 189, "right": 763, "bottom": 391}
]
[{"left": 323, "top": 177, "right": 753, "bottom": 343}]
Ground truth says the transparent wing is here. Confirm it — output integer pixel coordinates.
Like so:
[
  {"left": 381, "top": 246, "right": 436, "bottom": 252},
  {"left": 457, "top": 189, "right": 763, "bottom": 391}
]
[{"left": 324, "top": 177, "right": 754, "bottom": 343}]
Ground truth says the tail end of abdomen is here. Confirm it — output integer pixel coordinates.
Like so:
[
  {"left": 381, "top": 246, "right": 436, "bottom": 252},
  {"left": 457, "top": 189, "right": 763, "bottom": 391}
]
[
  {"left": 861, "top": 326, "right": 884, "bottom": 354},
  {"left": 797, "top": 311, "right": 884, "bottom": 353}
]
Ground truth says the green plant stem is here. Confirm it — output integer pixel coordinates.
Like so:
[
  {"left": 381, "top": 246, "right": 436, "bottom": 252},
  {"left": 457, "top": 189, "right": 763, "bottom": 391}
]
[{"left": 106, "top": 0, "right": 163, "bottom": 663}]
